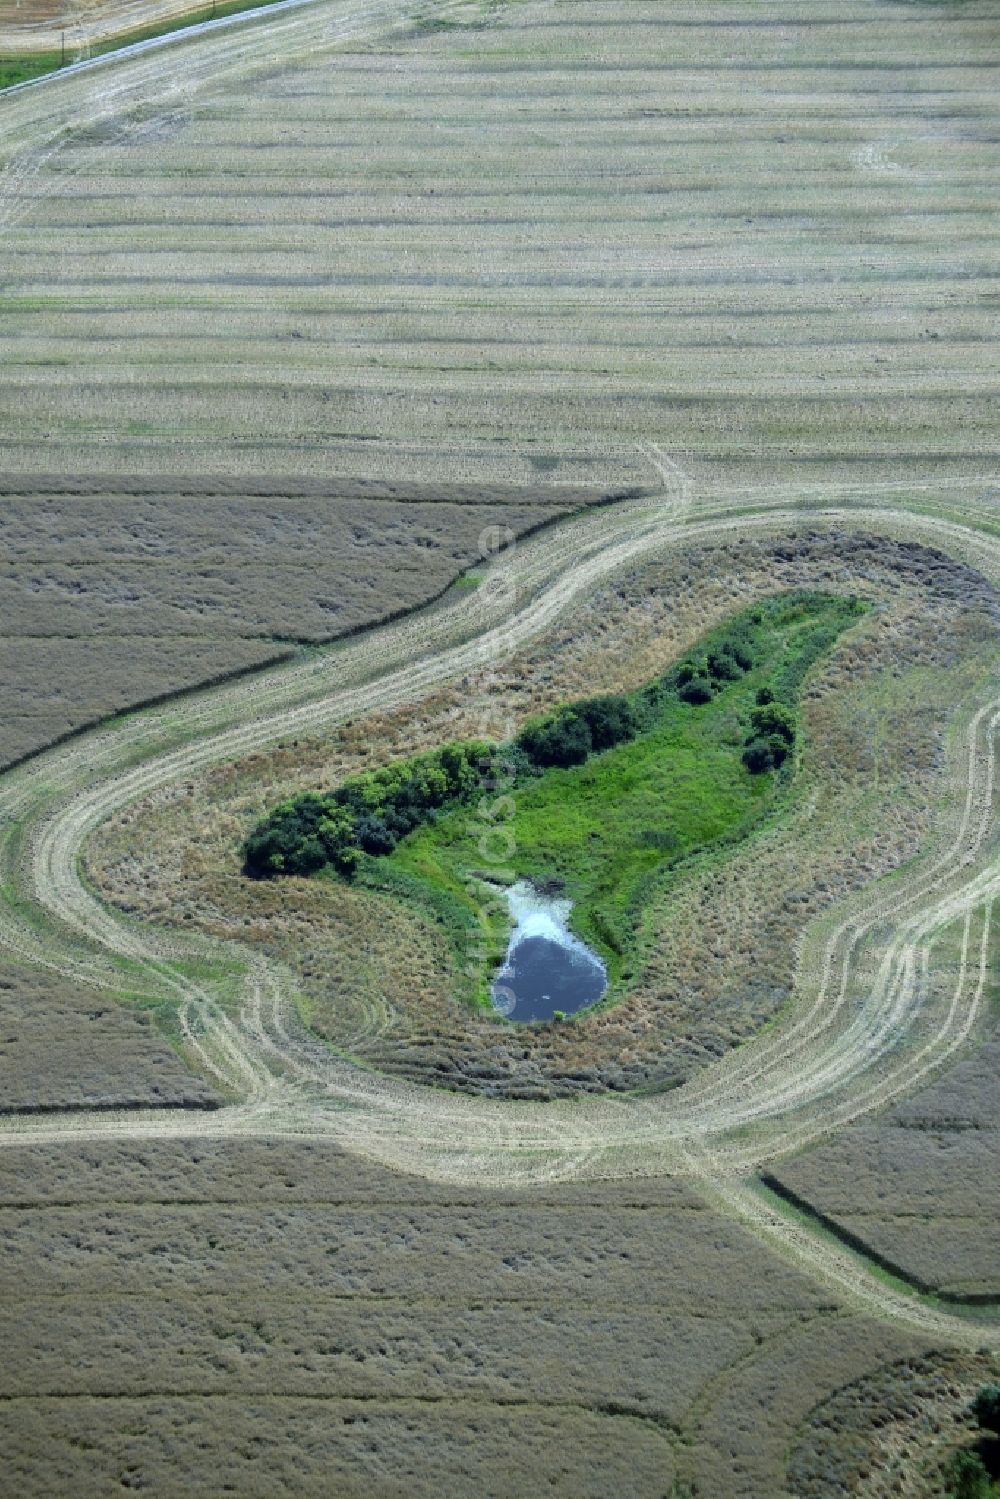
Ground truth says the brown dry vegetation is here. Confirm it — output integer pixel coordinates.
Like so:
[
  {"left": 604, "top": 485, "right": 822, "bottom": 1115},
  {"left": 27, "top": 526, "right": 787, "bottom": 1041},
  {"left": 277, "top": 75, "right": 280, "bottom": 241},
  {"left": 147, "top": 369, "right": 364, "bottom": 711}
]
[
  {"left": 88, "top": 530, "right": 1000, "bottom": 1099},
  {"left": 0, "top": 963, "right": 219, "bottom": 1112},
  {"left": 0, "top": 480, "right": 611, "bottom": 770},
  {"left": 766, "top": 1025, "right": 1000, "bottom": 1302},
  {"left": 0, "top": 1135, "right": 937, "bottom": 1499},
  {"left": 788, "top": 1350, "right": 1000, "bottom": 1499}
]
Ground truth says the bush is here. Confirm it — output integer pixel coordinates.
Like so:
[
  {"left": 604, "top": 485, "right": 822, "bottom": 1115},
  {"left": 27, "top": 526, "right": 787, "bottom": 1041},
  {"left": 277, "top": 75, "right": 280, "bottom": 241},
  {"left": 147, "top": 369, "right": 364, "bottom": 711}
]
[
  {"left": 355, "top": 814, "right": 397, "bottom": 855},
  {"left": 943, "top": 1449, "right": 991, "bottom": 1499},
  {"left": 575, "top": 694, "right": 641, "bottom": 751},
  {"left": 750, "top": 701, "right": 797, "bottom": 744},
  {"left": 244, "top": 740, "right": 497, "bottom": 878},
  {"left": 517, "top": 709, "right": 592, "bottom": 768},
  {"left": 742, "top": 737, "right": 775, "bottom": 774},
  {"left": 707, "top": 648, "right": 743, "bottom": 682},
  {"left": 516, "top": 692, "right": 643, "bottom": 768},
  {"left": 726, "top": 639, "right": 754, "bottom": 672},
  {"left": 766, "top": 733, "right": 791, "bottom": 767},
  {"left": 245, "top": 596, "right": 832, "bottom": 882},
  {"left": 678, "top": 675, "right": 714, "bottom": 705},
  {"left": 971, "top": 1385, "right": 1000, "bottom": 1435}
]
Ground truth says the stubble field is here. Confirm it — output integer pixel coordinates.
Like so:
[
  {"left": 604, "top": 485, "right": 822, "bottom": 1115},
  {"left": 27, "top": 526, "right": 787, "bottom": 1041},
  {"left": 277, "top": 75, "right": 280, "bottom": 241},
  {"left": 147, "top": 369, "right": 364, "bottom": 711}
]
[
  {"left": 0, "top": 1135, "right": 941, "bottom": 1498},
  {"left": 0, "top": 477, "right": 614, "bottom": 768},
  {"left": 766, "top": 1022, "right": 1000, "bottom": 1302},
  {"left": 0, "top": 0, "right": 996, "bottom": 488}
]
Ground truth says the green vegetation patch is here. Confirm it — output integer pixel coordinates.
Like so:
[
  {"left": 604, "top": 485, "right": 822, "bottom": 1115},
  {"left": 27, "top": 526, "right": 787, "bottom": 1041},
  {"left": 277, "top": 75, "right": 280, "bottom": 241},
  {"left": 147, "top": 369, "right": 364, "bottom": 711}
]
[
  {"left": 0, "top": 54, "right": 62, "bottom": 89},
  {"left": 941, "top": 1384, "right": 1000, "bottom": 1497},
  {"left": 245, "top": 591, "right": 865, "bottom": 1011}
]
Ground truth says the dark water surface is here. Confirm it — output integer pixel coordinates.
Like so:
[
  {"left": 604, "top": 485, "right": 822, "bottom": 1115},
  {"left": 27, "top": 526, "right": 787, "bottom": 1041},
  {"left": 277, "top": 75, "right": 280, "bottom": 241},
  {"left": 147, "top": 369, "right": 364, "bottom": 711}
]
[
  {"left": 492, "top": 928, "right": 607, "bottom": 1023},
  {"left": 490, "top": 880, "right": 609, "bottom": 1022}
]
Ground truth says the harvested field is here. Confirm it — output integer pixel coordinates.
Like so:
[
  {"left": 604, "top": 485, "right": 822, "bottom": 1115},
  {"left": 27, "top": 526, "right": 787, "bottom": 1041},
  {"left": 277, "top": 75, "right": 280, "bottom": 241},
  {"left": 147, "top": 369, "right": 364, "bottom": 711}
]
[
  {"left": 0, "top": 479, "right": 609, "bottom": 769},
  {"left": 0, "top": 1136, "right": 932, "bottom": 1499},
  {"left": 0, "top": 0, "right": 997, "bottom": 484},
  {"left": 766, "top": 1025, "right": 1000, "bottom": 1301},
  {"left": 0, "top": 962, "right": 219, "bottom": 1112}
]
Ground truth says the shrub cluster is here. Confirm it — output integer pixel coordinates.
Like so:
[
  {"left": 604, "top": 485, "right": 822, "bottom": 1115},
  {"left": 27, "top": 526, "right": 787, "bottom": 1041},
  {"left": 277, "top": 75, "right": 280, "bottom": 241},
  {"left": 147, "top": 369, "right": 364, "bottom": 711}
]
[
  {"left": 245, "top": 689, "right": 653, "bottom": 879},
  {"left": 971, "top": 1385, "right": 1000, "bottom": 1434},
  {"left": 943, "top": 1450, "right": 991, "bottom": 1498},
  {"left": 942, "top": 1383, "right": 1000, "bottom": 1497},
  {"left": 675, "top": 632, "right": 754, "bottom": 705},
  {"left": 742, "top": 693, "right": 797, "bottom": 774},
  {"left": 515, "top": 693, "right": 643, "bottom": 769},
  {"left": 244, "top": 741, "right": 494, "bottom": 877},
  {"left": 245, "top": 618, "right": 775, "bottom": 879}
]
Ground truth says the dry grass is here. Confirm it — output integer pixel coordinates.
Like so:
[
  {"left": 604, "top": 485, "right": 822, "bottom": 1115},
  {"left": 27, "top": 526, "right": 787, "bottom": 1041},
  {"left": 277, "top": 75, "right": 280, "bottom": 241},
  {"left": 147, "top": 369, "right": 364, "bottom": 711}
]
[
  {"left": 0, "top": 962, "right": 219, "bottom": 1112},
  {"left": 0, "top": 480, "right": 609, "bottom": 769},
  {"left": 766, "top": 1026, "right": 1000, "bottom": 1301},
  {"left": 788, "top": 1351, "right": 1000, "bottom": 1499},
  {"left": 0, "top": 1135, "right": 931, "bottom": 1499}
]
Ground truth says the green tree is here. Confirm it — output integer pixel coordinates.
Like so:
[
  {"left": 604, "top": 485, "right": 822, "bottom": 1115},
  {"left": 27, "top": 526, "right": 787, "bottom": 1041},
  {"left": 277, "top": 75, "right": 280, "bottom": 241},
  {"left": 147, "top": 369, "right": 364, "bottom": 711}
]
[
  {"left": 971, "top": 1384, "right": 1000, "bottom": 1434},
  {"left": 707, "top": 648, "right": 743, "bottom": 682},
  {"left": 943, "top": 1449, "right": 991, "bottom": 1499},
  {"left": 742, "top": 737, "right": 775, "bottom": 774},
  {"left": 750, "top": 701, "right": 796, "bottom": 744},
  {"left": 517, "top": 710, "right": 592, "bottom": 768},
  {"left": 766, "top": 733, "right": 790, "bottom": 767},
  {"left": 678, "top": 675, "right": 714, "bottom": 705},
  {"left": 576, "top": 694, "right": 640, "bottom": 751}
]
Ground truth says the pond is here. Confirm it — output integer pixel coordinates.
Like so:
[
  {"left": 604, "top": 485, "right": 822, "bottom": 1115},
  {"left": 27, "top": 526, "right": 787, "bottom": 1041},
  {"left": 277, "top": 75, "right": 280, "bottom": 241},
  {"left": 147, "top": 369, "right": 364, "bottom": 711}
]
[{"left": 491, "top": 880, "right": 607, "bottom": 1023}]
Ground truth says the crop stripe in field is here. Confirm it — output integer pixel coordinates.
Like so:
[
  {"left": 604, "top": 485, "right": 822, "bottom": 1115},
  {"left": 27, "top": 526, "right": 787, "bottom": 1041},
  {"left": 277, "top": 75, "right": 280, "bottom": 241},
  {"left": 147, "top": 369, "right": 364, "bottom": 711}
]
[{"left": 0, "top": 0, "right": 486, "bottom": 228}]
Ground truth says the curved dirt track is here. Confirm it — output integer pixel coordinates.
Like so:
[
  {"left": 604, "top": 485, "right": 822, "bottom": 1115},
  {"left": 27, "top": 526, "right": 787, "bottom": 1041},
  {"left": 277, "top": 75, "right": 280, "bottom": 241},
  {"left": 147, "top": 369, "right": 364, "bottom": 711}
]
[{"left": 1, "top": 464, "right": 999, "bottom": 1349}]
